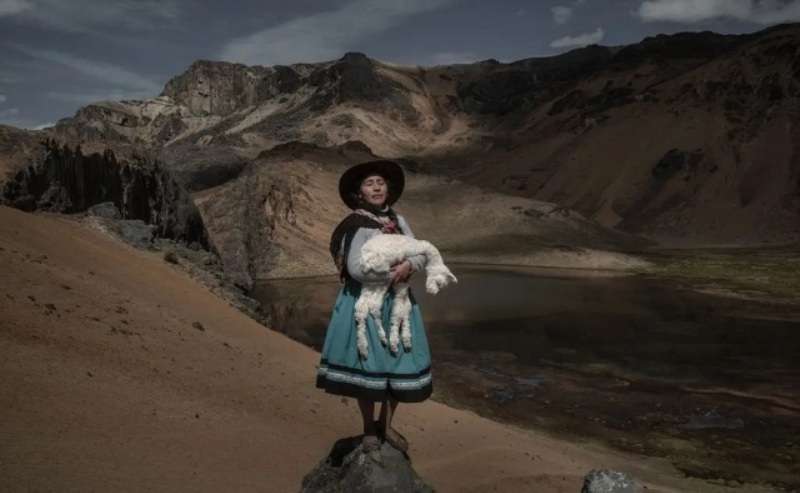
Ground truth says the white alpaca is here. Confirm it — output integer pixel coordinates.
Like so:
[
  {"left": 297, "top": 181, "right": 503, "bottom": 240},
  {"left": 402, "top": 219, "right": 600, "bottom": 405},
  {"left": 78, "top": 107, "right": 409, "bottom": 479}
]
[{"left": 354, "top": 234, "right": 457, "bottom": 359}]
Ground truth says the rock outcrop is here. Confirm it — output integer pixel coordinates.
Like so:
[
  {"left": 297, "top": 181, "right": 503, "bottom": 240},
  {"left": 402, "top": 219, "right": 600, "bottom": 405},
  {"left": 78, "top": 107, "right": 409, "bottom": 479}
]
[
  {"left": 194, "top": 141, "right": 371, "bottom": 289},
  {"left": 301, "top": 437, "right": 433, "bottom": 493},
  {"left": 1, "top": 139, "right": 208, "bottom": 247},
  {"left": 156, "top": 142, "right": 249, "bottom": 191},
  {"left": 582, "top": 469, "right": 642, "bottom": 493}
]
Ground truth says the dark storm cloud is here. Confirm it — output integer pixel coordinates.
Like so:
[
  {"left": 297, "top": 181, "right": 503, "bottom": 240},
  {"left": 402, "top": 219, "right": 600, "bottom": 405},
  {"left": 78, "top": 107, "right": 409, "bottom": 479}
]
[{"left": 1, "top": 0, "right": 798, "bottom": 129}]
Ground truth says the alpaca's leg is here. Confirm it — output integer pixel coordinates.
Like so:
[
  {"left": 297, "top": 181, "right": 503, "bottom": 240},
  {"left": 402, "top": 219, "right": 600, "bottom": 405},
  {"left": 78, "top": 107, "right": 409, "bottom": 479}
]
[
  {"left": 367, "top": 285, "right": 389, "bottom": 346},
  {"left": 388, "top": 283, "right": 411, "bottom": 353},
  {"left": 354, "top": 297, "right": 370, "bottom": 359},
  {"left": 394, "top": 286, "right": 412, "bottom": 350},
  {"left": 424, "top": 249, "right": 458, "bottom": 294},
  {"left": 388, "top": 298, "right": 400, "bottom": 354},
  {"left": 400, "top": 301, "right": 412, "bottom": 350},
  {"left": 374, "top": 315, "right": 388, "bottom": 346},
  {"left": 357, "top": 319, "right": 369, "bottom": 359},
  {"left": 369, "top": 301, "right": 386, "bottom": 344}
]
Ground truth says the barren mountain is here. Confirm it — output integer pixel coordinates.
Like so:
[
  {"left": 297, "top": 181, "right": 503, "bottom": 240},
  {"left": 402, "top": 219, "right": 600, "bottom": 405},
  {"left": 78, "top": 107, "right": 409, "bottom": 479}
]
[
  {"left": 2, "top": 24, "right": 798, "bottom": 269},
  {"left": 450, "top": 24, "right": 800, "bottom": 245},
  {"left": 45, "top": 51, "right": 474, "bottom": 160}
]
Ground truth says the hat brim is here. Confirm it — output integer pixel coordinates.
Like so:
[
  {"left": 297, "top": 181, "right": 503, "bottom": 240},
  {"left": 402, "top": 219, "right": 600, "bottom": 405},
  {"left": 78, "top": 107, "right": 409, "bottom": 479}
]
[{"left": 339, "top": 160, "right": 405, "bottom": 210}]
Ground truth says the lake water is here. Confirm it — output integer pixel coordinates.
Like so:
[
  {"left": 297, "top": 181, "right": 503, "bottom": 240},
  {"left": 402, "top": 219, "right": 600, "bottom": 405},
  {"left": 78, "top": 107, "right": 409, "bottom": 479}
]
[{"left": 252, "top": 264, "right": 800, "bottom": 490}]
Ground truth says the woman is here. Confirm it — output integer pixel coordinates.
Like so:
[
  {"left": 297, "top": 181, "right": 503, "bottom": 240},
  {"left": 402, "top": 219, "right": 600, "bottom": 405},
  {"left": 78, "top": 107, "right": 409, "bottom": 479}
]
[{"left": 316, "top": 159, "right": 433, "bottom": 453}]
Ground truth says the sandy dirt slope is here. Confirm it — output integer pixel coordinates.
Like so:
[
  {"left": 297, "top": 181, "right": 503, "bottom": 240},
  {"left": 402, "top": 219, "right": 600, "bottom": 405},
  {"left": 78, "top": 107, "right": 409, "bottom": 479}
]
[{"left": 0, "top": 206, "right": 764, "bottom": 493}]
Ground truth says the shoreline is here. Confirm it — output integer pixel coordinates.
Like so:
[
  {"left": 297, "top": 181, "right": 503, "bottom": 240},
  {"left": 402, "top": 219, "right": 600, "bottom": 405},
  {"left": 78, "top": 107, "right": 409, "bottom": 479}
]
[
  {"left": 0, "top": 206, "right": 784, "bottom": 492},
  {"left": 254, "top": 258, "right": 800, "bottom": 309},
  {"left": 254, "top": 261, "right": 637, "bottom": 283}
]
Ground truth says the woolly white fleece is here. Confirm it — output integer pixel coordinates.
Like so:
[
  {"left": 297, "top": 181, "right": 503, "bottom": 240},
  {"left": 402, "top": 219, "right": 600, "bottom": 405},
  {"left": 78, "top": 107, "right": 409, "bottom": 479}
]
[{"left": 354, "top": 234, "right": 457, "bottom": 359}]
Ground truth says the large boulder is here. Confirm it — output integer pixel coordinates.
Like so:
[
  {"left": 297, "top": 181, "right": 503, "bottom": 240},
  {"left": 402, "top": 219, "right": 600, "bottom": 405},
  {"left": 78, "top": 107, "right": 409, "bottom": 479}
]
[
  {"left": 582, "top": 469, "right": 642, "bottom": 493},
  {"left": 301, "top": 436, "right": 433, "bottom": 493}
]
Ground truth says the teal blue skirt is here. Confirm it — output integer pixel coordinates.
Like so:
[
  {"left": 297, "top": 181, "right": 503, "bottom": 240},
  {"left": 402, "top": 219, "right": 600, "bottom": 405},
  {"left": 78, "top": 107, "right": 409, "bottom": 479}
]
[{"left": 316, "top": 280, "right": 433, "bottom": 402}]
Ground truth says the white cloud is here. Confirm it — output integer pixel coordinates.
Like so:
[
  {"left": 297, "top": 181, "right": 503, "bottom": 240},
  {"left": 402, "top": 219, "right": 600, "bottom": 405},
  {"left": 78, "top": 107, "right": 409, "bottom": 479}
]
[
  {"left": 550, "top": 27, "right": 605, "bottom": 48},
  {"left": 12, "top": 45, "right": 160, "bottom": 94},
  {"left": 0, "top": 0, "right": 31, "bottom": 16},
  {"left": 0, "top": 0, "right": 178, "bottom": 31},
  {"left": 220, "top": 0, "right": 459, "bottom": 66},
  {"left": 30, "top": 121, "right": 54, "bottom": 130},
  {"left": 428, "top": 51, "right": 479, "bottom": 65},
  {"left": 637, "top": 0, "right": 800, "bottom": 24},
  {"left": 552, "top": 5, "right": 574, "bottom": 24},
  {"left": 0, "top": 94, "right": 6, "bottom": 104},
  {"left": 638, "top": 0, "right": 750, "bottom": 22}
]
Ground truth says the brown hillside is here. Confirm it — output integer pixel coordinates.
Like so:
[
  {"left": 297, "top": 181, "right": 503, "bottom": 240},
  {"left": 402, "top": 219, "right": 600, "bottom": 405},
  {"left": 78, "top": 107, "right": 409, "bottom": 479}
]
[{"left": 1, "top": 205, "right": 755, "bottom": 493}]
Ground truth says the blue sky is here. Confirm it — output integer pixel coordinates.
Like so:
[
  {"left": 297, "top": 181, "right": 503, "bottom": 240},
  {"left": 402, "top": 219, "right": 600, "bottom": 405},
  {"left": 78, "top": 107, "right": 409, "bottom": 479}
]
[{"left": 1, "top": 0, "right": 799, "bottom": 129}]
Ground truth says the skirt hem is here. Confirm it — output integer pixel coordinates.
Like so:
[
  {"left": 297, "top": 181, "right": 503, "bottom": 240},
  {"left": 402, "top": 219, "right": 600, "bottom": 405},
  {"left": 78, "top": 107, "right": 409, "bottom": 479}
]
[{"left": 316, "top": 374, "right": 433, "bottom": 403}]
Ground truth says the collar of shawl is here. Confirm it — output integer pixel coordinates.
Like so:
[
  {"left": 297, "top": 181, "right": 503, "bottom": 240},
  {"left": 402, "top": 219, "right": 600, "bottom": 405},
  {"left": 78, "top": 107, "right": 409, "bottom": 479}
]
[{"left": 353, "top": 207, "right": 401, "bottom": 234}]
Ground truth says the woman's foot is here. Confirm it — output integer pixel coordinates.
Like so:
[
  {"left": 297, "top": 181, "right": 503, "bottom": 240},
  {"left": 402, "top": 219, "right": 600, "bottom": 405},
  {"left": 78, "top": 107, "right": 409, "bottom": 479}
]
[
  {"left": 361, "top": 433, "right": 381, "bottom": 452},
  {"left": 383, "top": 427, "right": 409, "bottom": 453},
  {"left": 362, "top": 420, "right": 381, "bottom": 451},
  {"left": 375, "top": 420, "right": 409, "bottom": 452},
  {"left": 361, "top": 433, "right": 383, "bottom": 464}
]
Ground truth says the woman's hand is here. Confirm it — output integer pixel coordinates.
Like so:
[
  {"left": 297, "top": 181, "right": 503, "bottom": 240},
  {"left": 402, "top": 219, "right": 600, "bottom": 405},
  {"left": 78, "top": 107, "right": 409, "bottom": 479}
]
[{"left": 389, "top": 259, "right": 413, "bottom": 285}]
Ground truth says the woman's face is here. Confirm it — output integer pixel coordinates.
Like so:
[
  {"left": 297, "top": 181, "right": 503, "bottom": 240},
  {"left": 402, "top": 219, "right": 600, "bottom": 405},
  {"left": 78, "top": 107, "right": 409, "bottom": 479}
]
[{"left": 358, "top": 174, "right": 388, "bottom": 207}]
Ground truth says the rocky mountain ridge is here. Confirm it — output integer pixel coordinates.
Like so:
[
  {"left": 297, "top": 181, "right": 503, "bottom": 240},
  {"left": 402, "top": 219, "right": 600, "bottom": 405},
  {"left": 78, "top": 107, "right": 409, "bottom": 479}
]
[
  {"left": 453, "top": 24, "right": 800, "bottom": 245},
  {"left": 2, "top": 23, "right": 798, "bottom": 259}
]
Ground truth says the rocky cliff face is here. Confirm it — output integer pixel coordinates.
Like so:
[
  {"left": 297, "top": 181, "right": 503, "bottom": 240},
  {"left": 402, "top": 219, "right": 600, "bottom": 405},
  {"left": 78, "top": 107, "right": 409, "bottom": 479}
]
[
  {"left": 161, "top": 60, "right": 292, "bottom": 116},
  {"left": 193, "top": 142, "right": 372, "bottom": 289},
  {"left": 0, "top": 125, "right": 43, "bottom": 182},
  {"left": 1, "top": 140, "right": 208, "bottom": 246}
]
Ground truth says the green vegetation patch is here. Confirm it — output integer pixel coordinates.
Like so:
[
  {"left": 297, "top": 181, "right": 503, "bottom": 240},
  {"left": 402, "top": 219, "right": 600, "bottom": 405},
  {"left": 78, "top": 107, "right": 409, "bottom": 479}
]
[{"left": 635, "top": 246, "right": 800, "bottom": 302}]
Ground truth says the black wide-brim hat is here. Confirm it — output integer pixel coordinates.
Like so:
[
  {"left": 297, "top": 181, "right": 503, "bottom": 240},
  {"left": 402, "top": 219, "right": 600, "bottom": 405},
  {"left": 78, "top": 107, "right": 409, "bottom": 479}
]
[{"left": 339, "top": 160, "right": 405, "bottom": 210}]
